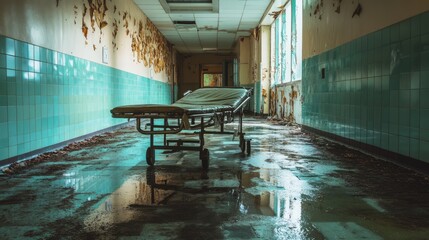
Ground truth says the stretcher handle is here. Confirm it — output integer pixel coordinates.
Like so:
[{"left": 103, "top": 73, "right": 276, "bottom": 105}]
[{"left": 233, "top": 97, "right": 251, "bottom": 114}]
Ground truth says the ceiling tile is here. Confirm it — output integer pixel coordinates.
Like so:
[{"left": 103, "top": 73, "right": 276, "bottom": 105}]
[
  {"left": 194, "top": 13, "right": 219, "bottom": 18},
  {"left": 133, "top": 0, "right": 271, "bottom": 54}
]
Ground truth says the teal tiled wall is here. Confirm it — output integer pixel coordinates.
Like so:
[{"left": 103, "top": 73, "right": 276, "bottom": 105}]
[
  {"left": 0, "top": 35, "right": 171, "bottom": 162},
  {"left": 303, "top": 11, "right": 429, "bottom": 163}
]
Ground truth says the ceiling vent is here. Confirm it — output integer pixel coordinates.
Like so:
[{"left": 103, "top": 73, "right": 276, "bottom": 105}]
[
  {"left": 173, "top": 21, "right": 197, "bottom": 30},
  {"left": 159, "top": 0, "right": 218, "bottom": 13}
]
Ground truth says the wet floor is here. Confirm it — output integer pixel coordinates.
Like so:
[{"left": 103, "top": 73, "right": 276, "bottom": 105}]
[{"left": 1, "top": 117, "right": 429, "bottom": 239}]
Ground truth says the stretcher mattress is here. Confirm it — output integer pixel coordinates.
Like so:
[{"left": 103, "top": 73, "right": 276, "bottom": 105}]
[{"left": 110, "top": 87, "right": 250, "bottom": 116}]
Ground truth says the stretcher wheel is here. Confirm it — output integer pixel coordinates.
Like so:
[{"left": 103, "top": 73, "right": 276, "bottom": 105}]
[
  {"left": 246, "top": 140, "right": 251, "bottom": 155},
  {"left": 146, "top": 147, "right": 155, "bottom": 166},
  {"left": 201, "top": 148, "right": 209, "bottom": 170}
]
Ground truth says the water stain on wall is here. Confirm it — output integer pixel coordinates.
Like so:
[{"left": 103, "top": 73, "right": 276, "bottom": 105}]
[{"left": 269, "top": 84, "right": 300, "bottom": 123}]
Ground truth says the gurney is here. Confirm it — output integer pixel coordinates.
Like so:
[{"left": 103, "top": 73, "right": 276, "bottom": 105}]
[{"left": 110, "top": 87, "right": 253, "bottom": 170}]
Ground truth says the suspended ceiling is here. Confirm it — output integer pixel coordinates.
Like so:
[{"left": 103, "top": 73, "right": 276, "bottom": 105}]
[{"left": 133, "top": 0, "right": 274, "bottom": 54}]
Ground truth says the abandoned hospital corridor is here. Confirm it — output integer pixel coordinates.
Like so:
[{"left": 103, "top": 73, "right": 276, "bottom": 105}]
[{"left": 2, "top": 0, "right": 429, "bottom": 239}]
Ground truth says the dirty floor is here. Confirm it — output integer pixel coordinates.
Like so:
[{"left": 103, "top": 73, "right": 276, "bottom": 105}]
[{"left": 1, "top": 117, "right": 429, "bottom": 239}]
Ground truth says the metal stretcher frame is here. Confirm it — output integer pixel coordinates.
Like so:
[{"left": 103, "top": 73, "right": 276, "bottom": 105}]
[{"left": 110, "top": 87, "right": 253, "bottom": 170}]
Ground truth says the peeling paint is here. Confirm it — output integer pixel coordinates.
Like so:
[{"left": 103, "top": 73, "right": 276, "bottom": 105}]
[
  {"left": 67, "top": 0, "right": 173, "bottom": 78},
  {"left": 269, "top": 82, "right": 302, "bottom": 124}
]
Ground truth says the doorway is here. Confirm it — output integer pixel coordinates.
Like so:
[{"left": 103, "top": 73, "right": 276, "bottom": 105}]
[{"left": 201, "top": 64, "right": 222, "bottom": 87}]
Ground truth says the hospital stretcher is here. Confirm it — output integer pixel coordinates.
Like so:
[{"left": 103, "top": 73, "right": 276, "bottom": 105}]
[{"left": 110, "top": 87, "right": 253, "bottom": 170}]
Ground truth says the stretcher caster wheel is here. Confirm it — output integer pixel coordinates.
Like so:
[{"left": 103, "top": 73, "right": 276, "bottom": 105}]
[
  {"left": 201, "top": 148, "right": 209, "bottom": 170},
  {"left": 146, "top": 147, "right": 155, "bottom": 166},
  {"left": 246, "top": 140, "right": 251, "bottom": 155}
]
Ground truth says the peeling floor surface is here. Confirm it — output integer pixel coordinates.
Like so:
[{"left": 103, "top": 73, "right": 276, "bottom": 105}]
[{"left": 1, "top": 118, "right": 429, "bottom": 239}]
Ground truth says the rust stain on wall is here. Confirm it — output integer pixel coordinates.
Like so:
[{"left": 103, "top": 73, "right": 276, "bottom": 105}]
[
  {"left": 269, "top": 89, "right": 277, "bottom": 117},
  {"left": 262, "top": 88, "right": 268, "bottom": 105},
  {"left": 286, "top": 85, "right": 298, "bottom": 122},
  {"left": 269, "top": 84, "right": 300, "bottom": 123}
]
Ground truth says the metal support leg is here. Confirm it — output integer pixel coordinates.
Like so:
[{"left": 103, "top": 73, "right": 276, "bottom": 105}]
[
  {"left": 239, "top": 109, "right": 243, "bottom": 135},
  {"left": 199, "top": 116, "right": 209, "bottom": 170},
  {"left": 150, "top": 118, "right": 154, "bottom": 148},
  {"left": 238, "top": 109, "right": 245, "bottom": 153},
  {"left": 220, "top": 113, "right": 224, "bottom": 133},
  {"left": 199, "top": 117, "right": 205, "bottom": 151},
  {"left": 163, "top": 118, "right": 167, "bottom": 146}
]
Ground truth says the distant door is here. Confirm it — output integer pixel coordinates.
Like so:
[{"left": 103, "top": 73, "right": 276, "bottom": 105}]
[
  {"left": 203, "top": 73, "right": 222, "bottom": 87},
  {"left": 201, "top": 64, "right": 223, "bottom": 87}
]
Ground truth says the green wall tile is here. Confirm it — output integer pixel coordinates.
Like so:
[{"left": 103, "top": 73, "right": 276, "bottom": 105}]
[
  {"left": 390, "top": 23, "right": 401, "bottom": 43},
  {"left": 399, "top": 136, "right": 410, "bottom": 156},
  {"left": 6, "top": 55, "right": 15, "bottom": 69},
  {"left": 421, "top": 71, "right": 429, "bottom": 89},
  {"left": 389, "top": 134, "right": 399, "bottom": 153},
  {"left": 303, "top": 12, "right": 429, "bottom": 163},
  {"left": 400, "top": 19, "right": 411, "bottom": 40},
  {"left": 0, "top": 35, "right": 5, "bottom": 54},
  {"left": 421, "top": 52, "right": 429, "bottom": 71},
  {"left": 420, "top": 12, "right": 429, "bottom": 35},
  {"left": 421, "top": 89, "right": 429, "bottom": 108},
  {"left": 0, "top": 34, "right": 172, "bottom": 162},
  {"left": 420, "top": 140, "right": 429, "bottom": 163},
  {"left": 410, "top": 138, "right": 419, "bottom": 159},
  {"left": 411, "top": 15, "right": 420, "bottom": 37},
  {"left": 421, "top": 109, "right": 429, "bottom": 130},
  {"left": 5, "top": 38, "right": 14, "bottom": 56},
  {"left": 0, "top": 148, "right": 8, "bottom": 159}
]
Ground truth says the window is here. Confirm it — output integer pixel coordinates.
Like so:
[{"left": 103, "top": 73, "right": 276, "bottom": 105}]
[{"left": 271, "top": 0, "right": 302, "bottom": 85}]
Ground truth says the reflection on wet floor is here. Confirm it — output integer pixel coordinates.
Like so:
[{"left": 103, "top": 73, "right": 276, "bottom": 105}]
[{"left": 1, "top": 117, "right": 429, "bottom": 239}]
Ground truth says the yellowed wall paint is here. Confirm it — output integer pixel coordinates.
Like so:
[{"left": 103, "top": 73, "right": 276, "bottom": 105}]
[
  {"left": 238, "top": 37, "right": 251, "bottom": 85},
  {"left": 0, "top": 0, "right": 173, "bottom": 82},
  {"left": 303, "top": 0, "right": 429, "bottom": 59},
  {"left": 249, "top": 34, "right": 259, "bottom": 84}
]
